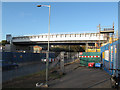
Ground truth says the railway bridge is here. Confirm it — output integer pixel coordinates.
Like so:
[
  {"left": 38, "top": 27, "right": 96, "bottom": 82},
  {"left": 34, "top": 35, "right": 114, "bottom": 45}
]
[{"left": 6, "top": 33, "right": 108, "bottom": 52}]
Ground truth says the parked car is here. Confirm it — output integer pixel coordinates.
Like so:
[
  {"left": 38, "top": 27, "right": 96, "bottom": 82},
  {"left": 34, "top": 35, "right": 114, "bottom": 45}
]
[{"left": 0, "top": 60, "right": 19, "bottom": 70}]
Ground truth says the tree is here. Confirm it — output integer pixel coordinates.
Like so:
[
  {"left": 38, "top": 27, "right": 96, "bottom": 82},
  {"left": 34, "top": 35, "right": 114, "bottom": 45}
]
[
  {"left": 0, "top": 40, "right": 8, "bottom": 46},
  {"left": 50, "top": 45, "right": 85, "bottom": 52}
]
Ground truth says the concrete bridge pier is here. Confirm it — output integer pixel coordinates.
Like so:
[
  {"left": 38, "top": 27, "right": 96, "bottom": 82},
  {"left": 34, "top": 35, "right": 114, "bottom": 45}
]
[{"left": 85, "top": 42, "right": 88, "bottom": 52}]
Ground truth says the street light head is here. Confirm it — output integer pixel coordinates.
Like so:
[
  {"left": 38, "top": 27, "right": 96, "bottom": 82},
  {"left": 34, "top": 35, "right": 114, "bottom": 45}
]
[{"left": 37, "top": 5, "right": 42, "bottom": 7}]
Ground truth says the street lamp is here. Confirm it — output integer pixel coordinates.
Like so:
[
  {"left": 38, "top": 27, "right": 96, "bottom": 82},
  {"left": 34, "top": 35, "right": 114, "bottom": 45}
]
[{"left": 37, "top": 4, "right": 51, "bottom": 87}]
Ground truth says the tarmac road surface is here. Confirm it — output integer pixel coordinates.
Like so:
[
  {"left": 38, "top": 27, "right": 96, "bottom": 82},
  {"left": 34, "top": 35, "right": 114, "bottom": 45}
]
[{"left": 49, "top": 65, "right": 111, "bottom": 88}]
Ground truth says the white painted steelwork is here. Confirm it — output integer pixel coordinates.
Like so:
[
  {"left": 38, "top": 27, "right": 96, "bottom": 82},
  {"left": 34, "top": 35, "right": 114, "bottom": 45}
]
[{"left": 12, "top": 33, "right": 107, "bottom": 42}]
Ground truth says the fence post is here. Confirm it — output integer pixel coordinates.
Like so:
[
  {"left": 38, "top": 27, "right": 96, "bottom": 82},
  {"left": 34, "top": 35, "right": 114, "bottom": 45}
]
[
  {"left": 77, "top": 52, "right": 79, "bottom": 58},
  {"left": 60, "top": 52, "right": 65, "bottom": 74}
]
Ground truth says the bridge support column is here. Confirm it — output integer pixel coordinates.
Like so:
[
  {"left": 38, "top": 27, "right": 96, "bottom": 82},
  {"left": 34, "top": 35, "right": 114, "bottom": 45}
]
[
  {"left": 69, "top": 45, "right": 71, "bottom": 60},
  {"left": 85, "top": 42, "right": 88, "bottom": 52},
  {"left": 11, "top": 43, "right": 16, "bottom": 52},
  {"left": 67, "top": 52, "right": 69, "bottom": 60}
]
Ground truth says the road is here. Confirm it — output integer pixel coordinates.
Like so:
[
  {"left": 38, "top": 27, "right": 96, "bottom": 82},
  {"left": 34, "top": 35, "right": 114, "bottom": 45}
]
[
  {"left": 2, "top": 59, "right": 113, "bottom": 88},
  {"left": 49, "top": 64, "right": 111, "bottom": 88}
]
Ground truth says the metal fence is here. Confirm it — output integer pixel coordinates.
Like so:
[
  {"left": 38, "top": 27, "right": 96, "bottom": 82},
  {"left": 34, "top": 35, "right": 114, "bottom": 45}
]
[
  {"left": 2, "top": 51, "right": 79, "bottom": 85},
  {"left": 2, "top": 52, "right": 55, "bottom": 63},
  {"left": 101, "top": 41, "right": 119, "bottom": 76},
  {"left": 50, "top": 52, "right": 79, "bottom": 69}
]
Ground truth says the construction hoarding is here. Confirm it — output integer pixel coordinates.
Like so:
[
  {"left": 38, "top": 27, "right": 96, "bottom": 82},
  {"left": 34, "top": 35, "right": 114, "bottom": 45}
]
[
  {"left": 79, "top": 52, "right": 101, "bottom": 66},
  {"left": 101, "top": 41, "right": 119, "bottom": 76}
]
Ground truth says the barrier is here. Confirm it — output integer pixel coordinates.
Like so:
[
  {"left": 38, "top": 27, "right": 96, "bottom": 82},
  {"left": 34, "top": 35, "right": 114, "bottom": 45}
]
[
  {"left": 2, "top": 52, "right": 55, "bottom": 63},
  {"left": 100, "top": 41, "right": 119, "bottom": 75},
  {"left": 41, "top": 58, "right": 56, "bottom": 62},
  {"left": 79, "top": 52, "right": 101, "bottom": 66}
]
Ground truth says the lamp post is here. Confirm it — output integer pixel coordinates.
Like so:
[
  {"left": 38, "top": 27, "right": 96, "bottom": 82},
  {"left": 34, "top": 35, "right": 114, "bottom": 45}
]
[{"left": 37, "top": 4, "right": 51, "bottom": 87}]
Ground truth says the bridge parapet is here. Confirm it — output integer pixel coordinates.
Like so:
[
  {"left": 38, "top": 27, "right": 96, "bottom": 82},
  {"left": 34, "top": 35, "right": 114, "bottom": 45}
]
[{"left": 12, "top": 33, "right": 107, "bottom": 42}]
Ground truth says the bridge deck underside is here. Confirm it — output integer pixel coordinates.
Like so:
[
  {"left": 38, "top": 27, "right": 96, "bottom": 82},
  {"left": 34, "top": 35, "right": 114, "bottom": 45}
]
[{"left": 13, "top": 40, "right": 106, "bottom": 45}]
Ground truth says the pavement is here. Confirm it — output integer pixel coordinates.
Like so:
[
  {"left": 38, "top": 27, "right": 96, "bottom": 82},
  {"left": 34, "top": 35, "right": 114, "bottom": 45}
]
[{"left": 48, "top": 60, "right": 112, "bottom": 88}]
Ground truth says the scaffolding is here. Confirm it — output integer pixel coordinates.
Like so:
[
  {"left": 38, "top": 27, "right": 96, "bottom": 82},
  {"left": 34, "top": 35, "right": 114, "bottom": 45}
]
[{"left": 97, "top": 22, "right": 114, "bottom": 48}]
